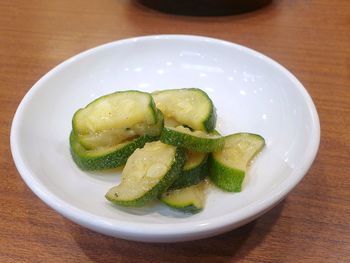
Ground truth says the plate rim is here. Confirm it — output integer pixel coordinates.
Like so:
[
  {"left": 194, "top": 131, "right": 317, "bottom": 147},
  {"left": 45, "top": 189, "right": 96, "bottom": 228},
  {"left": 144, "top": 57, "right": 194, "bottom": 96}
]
[{"left": 10, "top": 34, "right": 320, "bottom": 242}]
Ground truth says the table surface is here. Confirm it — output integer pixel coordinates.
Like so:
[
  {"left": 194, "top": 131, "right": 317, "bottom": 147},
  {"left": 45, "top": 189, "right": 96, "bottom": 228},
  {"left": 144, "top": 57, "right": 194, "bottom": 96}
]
[{"left": 1, "top": 0, "right": 349, "bottom": 262}]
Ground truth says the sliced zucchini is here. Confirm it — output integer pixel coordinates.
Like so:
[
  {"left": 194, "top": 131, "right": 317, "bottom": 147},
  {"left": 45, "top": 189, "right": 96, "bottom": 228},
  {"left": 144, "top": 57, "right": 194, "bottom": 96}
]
[
  {"left": 78, "top": 110, "right": 164, "bottom": 150},
  {"left": 160, "top": 126, "right": 224, "bottom": 152},
  {"left": 161, "top": 180, "right": 208, "bottom": 214},
  {"left": 77, "top": 129, "right": 136, "bottom": 150},
  {"left": 164, "top": 117, "right": 181, "bottom": 128},
  {"left": 152, "top": 88, "right": 216, "bottom": 132},
  {"left": 70, "top": 131, "right": 158, "bottom": 171},
  {"left": 73, "top": 90, "right": 158, "bottom": 136},
  {"left": 209, "top": 133, "right": 265, "bottom": 192},
  {"left": 105, "top": 141, "right": 186, "bottom": 207},
  {"left": 170, "top": 151, "right": 209, "bottom": 189}
]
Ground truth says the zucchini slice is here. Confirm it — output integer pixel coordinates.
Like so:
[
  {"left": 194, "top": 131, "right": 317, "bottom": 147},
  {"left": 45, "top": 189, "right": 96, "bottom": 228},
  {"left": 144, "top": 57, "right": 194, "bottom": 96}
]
[
  {"left": 105, "top": 141, "right": 186, "bottom": 207},
  {"left": 73, "top": 90, "right": 158, "bottom": 136},
  {"left": 209, "top": 133, "right": 265, "bottom": 192},
  {"left": 161, "top": 181, "right": 208, "bottom": 214},
  {"left": 160, "top": 126, "right": 224, "bottom": 152},
  {"left": 152, "top": 88, "right": 216, "bottom": 132},
  {"left": 170, "top": 151, "right": 209, "bottom": 189},
  {"left": 164, "top": 117, "right": 181, "bottom": 128},
  {"left": 78, "top": 109, "right": 164, "bottom": 150},
  {"left": 70, "top": 131, "right": 158, "bottom": 171}
]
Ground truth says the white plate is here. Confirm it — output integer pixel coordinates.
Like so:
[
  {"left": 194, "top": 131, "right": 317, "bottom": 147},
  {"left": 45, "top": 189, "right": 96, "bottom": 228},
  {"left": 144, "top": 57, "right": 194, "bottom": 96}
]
[{"left": 11, "top": 35, "right": 320, "bottom": 242}]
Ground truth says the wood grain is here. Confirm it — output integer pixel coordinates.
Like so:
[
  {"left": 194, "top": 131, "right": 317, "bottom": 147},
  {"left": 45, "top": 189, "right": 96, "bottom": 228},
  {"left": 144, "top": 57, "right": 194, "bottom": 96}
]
[{"left": 1, "top": 0, "right": 349, "bottom": 262}]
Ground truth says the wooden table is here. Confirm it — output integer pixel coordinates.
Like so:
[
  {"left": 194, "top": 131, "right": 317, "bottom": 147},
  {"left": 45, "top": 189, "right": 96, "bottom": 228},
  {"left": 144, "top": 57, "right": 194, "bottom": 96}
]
[{"left": 1, "top": 1, "right": 349, "bottom": 262}]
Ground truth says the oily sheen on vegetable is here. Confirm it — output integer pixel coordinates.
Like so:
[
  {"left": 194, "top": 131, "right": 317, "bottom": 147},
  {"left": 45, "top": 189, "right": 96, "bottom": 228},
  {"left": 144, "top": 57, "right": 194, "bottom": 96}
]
[{"left": 69, "top": 88, "right": 265, "bottom": 214}]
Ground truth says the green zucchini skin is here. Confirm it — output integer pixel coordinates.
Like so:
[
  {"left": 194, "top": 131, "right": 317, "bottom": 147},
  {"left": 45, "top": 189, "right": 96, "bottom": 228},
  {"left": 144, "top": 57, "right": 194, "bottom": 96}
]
[
  {"left": 161, "top": 181, "right": 208, "bottom": 214},
  {"left": 209, "top": 133, "right": 265, "bottom": 192},
  {"left": 170, "top": 154, "right": 209, "bottom": 190},
  {"left": 70, "top": 132, "right": 158, "bottom": 171},
  {"left": 209, "top": 155, "right": 245, "bottom": 192},
  {"left": 190, "top": 88, "right": 216, "bottom": 132},
  {"left": 160, "top": 127, "right": 224, "bottom": 152},
  {"left": 203, "top": 102, "right": 217, "bottom": 132},
  {"left": 105, "top": 146, "right": 186, "bottom": 207}
]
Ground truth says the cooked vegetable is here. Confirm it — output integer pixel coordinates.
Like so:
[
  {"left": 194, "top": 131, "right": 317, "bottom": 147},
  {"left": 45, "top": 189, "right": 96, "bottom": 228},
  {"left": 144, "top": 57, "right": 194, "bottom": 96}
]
[
  {"left": 209, "top": 133, "right": 265, "bottom": 192},
  {"left": 105, "top": 141, "right": 186, "bottom": 207},
  {"left": 78, "top": 109, "right": 164, "bottom": 150},
  {"left": 152, "top": 88, "right": 216, "bottom": 132},
  {"left": 70, "top": 132, "right": 158, "bottom": 171},
  {"left": 69, "top": 88, "right": 266, "bottom": 215},
  {"left": 170, "top": 151, "right": 208, "bottom": 189},
  {"left": 73, "top": 90, "right": 159, "bottom": 149},
  {"left": 160, "top": 126, "right": 224, "bottom": 152},
  {"left": 161, "top": 181, "right": 208, "bottom": 214}
]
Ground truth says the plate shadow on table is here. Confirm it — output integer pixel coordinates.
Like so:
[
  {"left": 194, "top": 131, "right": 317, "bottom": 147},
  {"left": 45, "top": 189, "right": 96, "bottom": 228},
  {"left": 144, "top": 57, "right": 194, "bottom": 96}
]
[{"left": 68, "top": 200, "right": 285, "bottom": 263}]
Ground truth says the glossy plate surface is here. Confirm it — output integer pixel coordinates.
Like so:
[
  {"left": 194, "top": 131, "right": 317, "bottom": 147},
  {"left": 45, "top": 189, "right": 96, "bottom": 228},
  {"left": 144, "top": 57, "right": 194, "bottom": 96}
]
[{"left": 11, "top": 35, "right": 320, "bottom": 242}]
